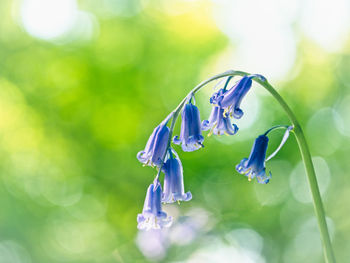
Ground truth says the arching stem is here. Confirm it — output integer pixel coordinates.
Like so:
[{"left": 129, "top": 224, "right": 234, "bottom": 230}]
[{"left": 252, "top": 75, "right": 336, "bottom": 263}]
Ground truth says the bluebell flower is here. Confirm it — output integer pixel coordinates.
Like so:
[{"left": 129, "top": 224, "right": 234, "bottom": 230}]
[
  {"left": 236, "top": 135, "right": 271, "bottom": 184},
  {"left": 236, "top": 126, "right": 293, "bottom": 184},
  {"left": 162, "top": 151, "right": 192, "bottom": 203},
  {"left": 173, "top": 102, "right": 204, "bottom": 152},
  {"left": 217, "top": 75, "right": 253, "bottom": 119},
  {"left": 201, "top": 106, "right": 238, "bottom": 136},
  {"left": 137, "top": 120, "right": 170, "bottom": 167},
  {"left": 137, "top": 181, "right": 172, "bottom": 230},
  {"left": 201, "top": 76, "right": 255, "bottom": 136}
]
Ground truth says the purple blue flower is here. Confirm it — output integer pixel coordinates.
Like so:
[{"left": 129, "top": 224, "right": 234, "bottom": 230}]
[
  {"left": 162, "top": 151, "right": 192, "bottom": 203},
  {"left": 217, "top": 75, "right": 253, "bottom": 119},
  {"left": 137, "top": 120, "right": 170, "bottom": 167},
  {"left": 173, "top": 102, "right": 204, "bottom": 152},
  {"left": 236, "top": 135, "right": 271, "bottom": 184},
  {"left": 201, "top": 106, "right": 238, "bottom": 136},
  {"left": 137, "top": 181, "right": 172, "bottom": 230},
  {"left": 236, "top": 126, "right": 293, "bottom": 184},
  {"left": 201, "top": 76, "right": 255, "bottom": 136}
]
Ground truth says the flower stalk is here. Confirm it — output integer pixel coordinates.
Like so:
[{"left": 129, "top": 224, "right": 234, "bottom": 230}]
[{"left": 253, "top": 75, "right": 336, "bottom": 263}]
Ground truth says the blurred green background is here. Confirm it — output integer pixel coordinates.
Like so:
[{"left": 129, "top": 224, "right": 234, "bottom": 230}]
[{"left": 0, "top": 0, "right": 350, "bottom": 262}]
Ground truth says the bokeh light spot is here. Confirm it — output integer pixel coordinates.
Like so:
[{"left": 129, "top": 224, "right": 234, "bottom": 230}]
[
  {"left": 254, "top": 160, "right": 291, "bottom": 206},
  {"left": 289, "top": 157, "right": 331, "bottom": 204},
  {"left": 186, "top": 236, "right": 265, "bottom": 263},
  {"left": 283, "top": 217, "right": 335, "bottom": 263},
  {"left": 300, "top": 0, "right": 350, "bottom": 51},
  {"left": 212, "top": 0, "right": 297, "bottom": 81},
  {"left": 0, "top": 241, "right": 31, "bottom": 263},
  {"left": 334, "top": 95, "right": 350, "bottom": 137},
  {"left": 136, "top": 229, "right": 168, "bottom": 261},
  {"left": 20, "top": 0, "right": 77, "bottom": 40},
  {"left": 306, "top": 108, "right": 343, "bottom": 156},
  {"left": 225, "top": 228, "right": 263, "bottom": 255}
]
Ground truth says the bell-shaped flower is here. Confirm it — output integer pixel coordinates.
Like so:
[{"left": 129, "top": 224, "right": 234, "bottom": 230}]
[
  {"left": 162, "top": 152, "right": 192, "bottom": 203},
  {"left": 236, "top": 135, "right": 271, "bottom": 184},
  {"left": 173, "top": 102, "right": 204, "bottom": 152},
  {"left": 202, "top": 106, "right": 238, "bottom": 136},
  {"left": 137, "top": 120, "right": 170, "bottom": 167},
  {"left": 137, "top": 181, "right": 172, "bottom": 230},
  {"left": 236, "top": 126, "right": 293, "bottom": 184},
  {"left": 217, "top": 76, "right": 253, "bottom": 119}
]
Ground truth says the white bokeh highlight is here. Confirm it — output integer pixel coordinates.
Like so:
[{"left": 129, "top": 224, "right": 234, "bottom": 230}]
[
  {"left": 20, "top": 0, "right": 78, "bottom": 40},
  {"left": 212, "top": 0, "right": 298, "bottom": 81},
  {"left": 212, "top": 0, "right": 350, "bottom": 80},
  {"left": 300, "top": 0, "right": 350, "bottom": 51},
  {"left": 186, "top": 234, "right": 265, "bottom": 263},
  {"left": 19, "top": 0, "right": 98, "bottom": 43}
]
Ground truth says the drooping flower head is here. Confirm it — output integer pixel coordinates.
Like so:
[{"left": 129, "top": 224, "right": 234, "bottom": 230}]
[
  {"left": 162, "top": 150, "right": 192, "bottom": 203},
  {"left": 201, "top": 76, "right": 255, "bottom": 136},
  {"left": 236, "top": 126, "right": 293, "bottom": 184},
  {"left": 137, "top": 120, "right": 170, "bottom": 167},
  {"left": 201, "top": 106, "right": 238, "bottom": 136},
  {"left": 217, "top": 75, "right": 253, "bottom": 119},
  {"left": 137, "top": 180, "right": 172, "bottom": 230},
  {"left": 236, "top": 135, "right": 271, "bottom": 184},
  {"left": 173, "top": 101, "right": 204, "bottom": 152}
]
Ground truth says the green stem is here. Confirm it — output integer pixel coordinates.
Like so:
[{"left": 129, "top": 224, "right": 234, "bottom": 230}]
[
  {"left": 253, "top": 77, "right": 336, "bottom": 263},
  {"left": 237, "top": 71, "right": 335, "bottom": 262}
]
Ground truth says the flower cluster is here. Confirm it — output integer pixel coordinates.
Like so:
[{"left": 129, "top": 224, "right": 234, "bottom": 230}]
[
  {"left": 136, "top": 74, "right": 293, "bottom": 230},
  {"left": 202, "top": 75, "right": 253, "bottom": 135},
  {"left": 137, "top": 148, "right": 192, "bottom": 230}
]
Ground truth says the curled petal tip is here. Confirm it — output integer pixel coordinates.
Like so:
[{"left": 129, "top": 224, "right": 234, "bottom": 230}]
[
  {"left": 201, "top": 120, "right": 211, "bottom": 131},
  {"left": 184, "top": 191, "right": 192, "bottom": 202},
  {"left": 233, "top": 108, "right": 243, "bottom": 119},
  {"left": 173, "top": 135, "right": 181, "bottom": 145}
]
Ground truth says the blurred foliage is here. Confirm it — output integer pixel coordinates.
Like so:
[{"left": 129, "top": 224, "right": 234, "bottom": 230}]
[{"left": 0, "top": 0, "right": 349, "bottom": 263}]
